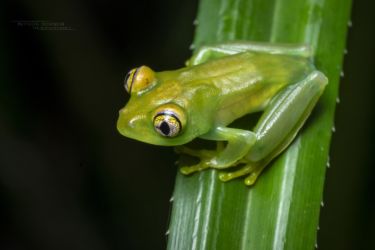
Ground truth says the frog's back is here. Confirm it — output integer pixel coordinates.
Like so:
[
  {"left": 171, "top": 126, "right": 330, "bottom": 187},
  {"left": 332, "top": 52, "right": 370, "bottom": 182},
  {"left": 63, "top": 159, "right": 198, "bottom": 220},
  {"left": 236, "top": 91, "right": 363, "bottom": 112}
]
[
  {"left": 180, "top": 52, "right": 315, "bottom": 125},
  {"left": 181, "top": 52, "right": 314, "bottom": 87}
]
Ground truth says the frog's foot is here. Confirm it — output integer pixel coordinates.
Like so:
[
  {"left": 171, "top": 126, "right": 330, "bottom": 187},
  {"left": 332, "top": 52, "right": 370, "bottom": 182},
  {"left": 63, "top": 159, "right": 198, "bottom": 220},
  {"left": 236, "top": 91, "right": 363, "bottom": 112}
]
[
  {"left": 180, "top": 159, "right": 244, "bottom": 175},
  {"left": 176, "top": 146, "right": 215, "bottom": 175},
  {"left": 219, "top": 163, "right": 267, "bottom": 186},
  {"left": 180, "top": 161, "right": 211, "bottom": 175},
  {"left": 178, "top": 143, "right": 228, "bottom": 175}
]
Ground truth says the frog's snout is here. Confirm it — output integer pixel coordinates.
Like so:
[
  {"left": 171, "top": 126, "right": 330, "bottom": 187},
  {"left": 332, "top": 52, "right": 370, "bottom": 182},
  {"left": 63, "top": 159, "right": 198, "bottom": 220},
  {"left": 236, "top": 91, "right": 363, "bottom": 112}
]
[
  {"left": 117, "top": 108, "right": 147, "bottom": 137},
  {"left": 117, "top": 108, "right": 133, "bottom": 136}
]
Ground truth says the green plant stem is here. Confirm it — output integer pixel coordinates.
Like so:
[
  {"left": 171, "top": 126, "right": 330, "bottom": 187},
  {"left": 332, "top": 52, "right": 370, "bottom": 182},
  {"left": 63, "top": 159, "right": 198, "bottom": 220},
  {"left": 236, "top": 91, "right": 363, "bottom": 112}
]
[{"left": 167, "top": 0, "right": 352, "bottom": 249}]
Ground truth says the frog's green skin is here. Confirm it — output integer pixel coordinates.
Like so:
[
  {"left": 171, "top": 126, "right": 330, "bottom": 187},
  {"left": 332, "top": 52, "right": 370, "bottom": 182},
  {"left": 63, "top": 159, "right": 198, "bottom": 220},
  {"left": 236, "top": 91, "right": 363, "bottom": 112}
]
[{"left": 117, "top": 42, "right": 328, "bottom": 185}]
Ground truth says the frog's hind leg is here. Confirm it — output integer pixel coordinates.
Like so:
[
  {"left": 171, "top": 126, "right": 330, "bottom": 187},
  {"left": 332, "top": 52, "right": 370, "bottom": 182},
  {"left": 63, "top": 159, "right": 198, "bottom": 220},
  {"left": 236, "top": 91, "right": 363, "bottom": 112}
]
[
  {"left": 221, "top": 71, "right": 327, "bottom": 185},
  {"left": 187, "top": 42, "right": 313, "bottom": 66},
  {"left": 249, "top": 71, "right": 327, "bottom": 162}
]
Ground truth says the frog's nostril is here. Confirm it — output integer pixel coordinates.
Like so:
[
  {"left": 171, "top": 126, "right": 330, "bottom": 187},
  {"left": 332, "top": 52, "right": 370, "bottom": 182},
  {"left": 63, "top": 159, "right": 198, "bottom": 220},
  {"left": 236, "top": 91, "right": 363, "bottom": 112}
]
[
  {"left": 128, "top": 114, "right": 146, "bottom": 129},
  {"left": 128, "top": 118, "right": 136, "bottom": 128}
]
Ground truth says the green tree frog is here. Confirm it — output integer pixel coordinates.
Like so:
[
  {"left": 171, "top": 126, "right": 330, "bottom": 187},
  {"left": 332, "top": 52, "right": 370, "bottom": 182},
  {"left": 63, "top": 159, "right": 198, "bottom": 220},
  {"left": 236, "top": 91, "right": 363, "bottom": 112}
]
[{"left": 117, "top": 42, "right": 328, "bottom": 186}]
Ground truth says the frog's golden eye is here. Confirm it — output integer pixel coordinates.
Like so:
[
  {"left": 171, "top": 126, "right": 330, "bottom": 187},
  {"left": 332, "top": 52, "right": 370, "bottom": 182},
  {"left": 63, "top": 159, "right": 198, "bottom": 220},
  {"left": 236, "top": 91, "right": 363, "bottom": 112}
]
[
  {"left": 124, "top": 66, "right": 155, "bottom": 94},
  {"left": 153, "top": 105, "right": 186, "bottom": 138},
  {"left": 153, "top": 112, "right": 181, "bottom": 137}
]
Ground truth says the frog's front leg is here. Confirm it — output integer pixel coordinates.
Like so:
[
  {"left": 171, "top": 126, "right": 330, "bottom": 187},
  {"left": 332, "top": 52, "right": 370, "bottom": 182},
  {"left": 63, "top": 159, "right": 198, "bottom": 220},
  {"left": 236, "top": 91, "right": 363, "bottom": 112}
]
[{"left": 179, "top": 127, "right": 256, "bottom": 175}]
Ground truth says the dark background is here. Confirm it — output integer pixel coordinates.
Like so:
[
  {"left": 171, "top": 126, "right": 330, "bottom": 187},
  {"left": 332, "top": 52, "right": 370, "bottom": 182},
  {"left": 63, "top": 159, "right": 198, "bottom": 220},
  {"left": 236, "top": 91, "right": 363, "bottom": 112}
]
[{"left": 1, "top": 1, "right": 374, "bottom": 250}]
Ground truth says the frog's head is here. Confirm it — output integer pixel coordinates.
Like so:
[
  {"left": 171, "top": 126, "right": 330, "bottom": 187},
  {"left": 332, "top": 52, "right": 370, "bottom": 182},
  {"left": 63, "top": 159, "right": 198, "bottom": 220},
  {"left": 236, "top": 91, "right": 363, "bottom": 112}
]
[{"left": 117, "top": 65, "right": 212, "bottom": 146}]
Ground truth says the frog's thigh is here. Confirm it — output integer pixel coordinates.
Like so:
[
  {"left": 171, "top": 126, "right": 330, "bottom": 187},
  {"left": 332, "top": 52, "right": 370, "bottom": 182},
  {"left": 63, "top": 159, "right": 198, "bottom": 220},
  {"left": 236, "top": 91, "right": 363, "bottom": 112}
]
[
  {"left": 187, "top": 46, "right": 240, "bottom": 65},
  {"left": 213, "top": 42, "right": 312, "bottom": 57},
  {"left": 200, "top": 127, "right": 256, "bottom": 169},
  {"left": 248, "top": 70, "right": 328, "bottom": 163},
  {"left": 188, "top": 42, "right": 312, "bottom": 66}
]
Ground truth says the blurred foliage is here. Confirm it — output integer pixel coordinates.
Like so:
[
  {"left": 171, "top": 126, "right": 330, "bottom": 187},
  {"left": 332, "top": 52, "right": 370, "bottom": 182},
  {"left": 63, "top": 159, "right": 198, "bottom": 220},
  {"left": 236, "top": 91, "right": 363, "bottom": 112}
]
[{"left": 0, "top": 0, "right": 374, "bottom": 250}]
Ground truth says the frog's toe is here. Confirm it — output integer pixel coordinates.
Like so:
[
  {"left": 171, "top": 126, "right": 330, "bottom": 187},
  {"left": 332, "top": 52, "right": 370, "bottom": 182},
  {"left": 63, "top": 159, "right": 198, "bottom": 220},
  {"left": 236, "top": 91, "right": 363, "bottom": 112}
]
[
  {"left": 244, "top": 164, "right": 268, "bottom": 185},
  {"left": 180, "top": 162, "right": 210, "bottom": 175},
  {"left": 244, "top": 173, "right": 259, "bottom": 186},
  {"left": 218, "top": 165, "right": 253, "bottom": 182},
  {"left": 218, "top": 162, "right": 268, "bottom": 185},
  {"left": 180, "top": 166, "right": 195, "bottom": 175},
  {"left": 218, "top": 172, "right": 234, "bottom": 182}
]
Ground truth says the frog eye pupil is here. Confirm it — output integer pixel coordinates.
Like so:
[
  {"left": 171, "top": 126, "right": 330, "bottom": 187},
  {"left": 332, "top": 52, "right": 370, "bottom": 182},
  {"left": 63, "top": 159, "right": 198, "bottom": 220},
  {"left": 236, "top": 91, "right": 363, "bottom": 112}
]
[{"left": 160, "top": 121, "right": 170, "bottom": 136}]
